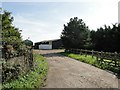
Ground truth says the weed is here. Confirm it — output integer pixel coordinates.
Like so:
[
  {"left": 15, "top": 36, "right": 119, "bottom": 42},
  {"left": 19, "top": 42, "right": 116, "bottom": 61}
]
[{"left": 2, "top": 53, "right": 48, "bottom": 89}]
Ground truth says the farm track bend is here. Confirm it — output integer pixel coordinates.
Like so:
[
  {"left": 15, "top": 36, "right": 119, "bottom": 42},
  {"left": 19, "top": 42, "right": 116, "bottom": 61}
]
[{"left": 34, "top": 50, "right": 119, "bottom": 88}]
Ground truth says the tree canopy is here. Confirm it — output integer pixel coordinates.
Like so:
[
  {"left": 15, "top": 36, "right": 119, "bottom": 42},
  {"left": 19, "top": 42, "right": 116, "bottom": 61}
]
[
  {"left": 61, "top": 17, "right": 120, "bottom": 52},
  {"left": 61, "top": 17, "right": 89, "bottom": 49},
  {"left": 23, "top": 39, "right": 33, "bottom": 46},
  {"left": 1, "top": 10, "right": 35, "bottom": 52},
  {"left": 90, "top": 24, "right": 120, "bottom": 52},
  {"left": 1, "top": 10, "right": 23, "bottom": 50}
]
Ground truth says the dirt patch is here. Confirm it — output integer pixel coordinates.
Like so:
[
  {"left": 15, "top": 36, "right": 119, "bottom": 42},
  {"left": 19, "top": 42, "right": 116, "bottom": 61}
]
[{"left": 34, "top": 50, "right": 119, "bottom": 88}]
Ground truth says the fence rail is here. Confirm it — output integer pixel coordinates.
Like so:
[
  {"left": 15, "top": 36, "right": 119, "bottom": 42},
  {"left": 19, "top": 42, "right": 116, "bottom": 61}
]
[{"left": 66, "top": 49, "right": 120, "bottom": 68}]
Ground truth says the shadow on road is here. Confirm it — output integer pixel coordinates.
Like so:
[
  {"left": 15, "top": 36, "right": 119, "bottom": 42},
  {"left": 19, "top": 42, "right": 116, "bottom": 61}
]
[{"left": 40, "top": 52, "right": 65, "bottom": 58}]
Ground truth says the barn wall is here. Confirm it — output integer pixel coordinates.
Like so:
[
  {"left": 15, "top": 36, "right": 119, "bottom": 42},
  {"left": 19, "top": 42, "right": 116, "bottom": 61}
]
[
  {"left": 34, "top": 39, "right": 63, "bottom": 49},
  {"left": 34, "top": 43, "right": 40, "bottom": 49},
  {"left": 52, "top": 39, "right": 63, "bottom": 49},
  {"left": 39, "top": 44, "right": 52, "bottom": 49},
  {"left": 34, "top": 42, "right": 49, "bottom": 49}
]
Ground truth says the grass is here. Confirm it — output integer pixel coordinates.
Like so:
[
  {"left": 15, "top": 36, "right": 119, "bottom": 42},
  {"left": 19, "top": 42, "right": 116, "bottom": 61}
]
[
  {"left": 2, "top": 53, "right": 48, "bottom": 89},
  {"left": 61, "top": 52, "right": 119, "bottom": 74}
]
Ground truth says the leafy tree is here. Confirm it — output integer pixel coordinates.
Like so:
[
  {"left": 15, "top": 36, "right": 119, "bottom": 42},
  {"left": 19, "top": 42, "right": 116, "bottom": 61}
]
[
  {"left": 61, "top": 17, "right": 89, "bottom": 49},
  {"left": 23, "top": 39, "right": 33, "bottom": 46},
  {"left": 2, "top": 10, "right": 22, "bottom": 50},
  {"left": 90, "top": 23, "right": 120, "bottom": 52}
]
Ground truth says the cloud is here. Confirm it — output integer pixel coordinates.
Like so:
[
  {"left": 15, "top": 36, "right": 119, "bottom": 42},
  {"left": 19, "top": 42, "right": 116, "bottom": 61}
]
[
  {"left": 86, "top": 1, "right": 118, "bottom": 30},
  {"left": 13, "top": 14, "right": 62, "bottom": 43},
  {"left": 10, "top": 1, "right": 118, "bottom": 43}
]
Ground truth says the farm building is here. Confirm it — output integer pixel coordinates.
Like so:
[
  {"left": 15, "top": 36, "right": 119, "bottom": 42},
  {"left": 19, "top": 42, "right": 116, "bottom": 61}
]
[{"left": 34, "top": 39, "right": 63, "bottom": 49}]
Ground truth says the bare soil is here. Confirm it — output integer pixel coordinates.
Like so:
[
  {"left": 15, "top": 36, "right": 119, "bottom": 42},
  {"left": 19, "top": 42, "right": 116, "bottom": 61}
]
[{"left": 34, "top": 49, "right": 119, "bottom": 88}]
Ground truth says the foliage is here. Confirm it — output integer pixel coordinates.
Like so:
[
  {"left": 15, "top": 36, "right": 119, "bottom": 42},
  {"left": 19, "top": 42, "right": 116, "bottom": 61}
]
[
  {"left": 23, "top": 39, "right": 33, "bottom": 46},
  {"left": 60, "top": 17, "right": 120, "bottom": 52},
  {"left": 2, "top": 47, "right": 33, "bottom": 83},
  {"left": 2, "top": 63, "right": 21, "bottom": 83},
  {"left": 1, "top": 10, "right": 22, "bottom": 50},
  {"left": 61, "top": 52, "right": 119, "bottom": 73},
  {"left": 1, "top": 10, "right": 35, "bottom": 88},
  {"left": 90, "top": 24, "right": 120, "bottom": 52},
  {"left": 61, "top": 17, "right": 89, "bottom": 49},
  {"left": 2, "top": 53, "right": 48, "bottom": 89}
]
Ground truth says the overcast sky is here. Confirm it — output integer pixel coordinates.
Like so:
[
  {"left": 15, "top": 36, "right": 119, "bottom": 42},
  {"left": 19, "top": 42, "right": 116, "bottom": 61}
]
[{"left": 2, "top": 0, "right": 119, "bottom": 43}]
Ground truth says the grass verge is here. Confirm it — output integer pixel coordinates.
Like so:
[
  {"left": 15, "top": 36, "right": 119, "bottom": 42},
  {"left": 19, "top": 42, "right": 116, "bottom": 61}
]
[
  {"left": 60, "top": 52, "right": 119, "bottom": 74},
  {"left": 2, "top": 53, "right": 48, "bottom": 89}
]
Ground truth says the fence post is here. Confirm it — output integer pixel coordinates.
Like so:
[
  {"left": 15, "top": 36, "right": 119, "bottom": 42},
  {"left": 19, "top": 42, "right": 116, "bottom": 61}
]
[
  {"left": 77, "top": 49, "right": 79, "bottom": 54},
  {"left": 78, "top": 49, "right": 80, "bottom": 54},
  {"left": 114, "top": 52, "right": 117, "bottom": 67},
  {"left": 85, "top": 50, "right": 87, "bottom": 57},
  {"left": 92, "top": 50, "right": 94, "bottom": 58},
  {"left": 96, "top": 52, "right": 99, "bottom": 61},
  {"left": 80, "top": 49, "right": 81, "bottom": 55},
  {"left": 100, "top": 51, "right": 103, "bottom": 61},
  {"left": 65, "top": 49, "right": 67, "bottom": 53}
]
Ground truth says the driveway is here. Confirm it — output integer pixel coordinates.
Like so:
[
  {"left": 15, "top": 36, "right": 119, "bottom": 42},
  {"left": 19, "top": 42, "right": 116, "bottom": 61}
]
[{"left": 34, "top": 50, "right": 119, "bottom": 88}]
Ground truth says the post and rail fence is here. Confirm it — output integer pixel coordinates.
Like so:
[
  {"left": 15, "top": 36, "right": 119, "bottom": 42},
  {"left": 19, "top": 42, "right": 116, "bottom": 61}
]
[{"left": 65, "top": 49, "right": 120, "bottom": 70}]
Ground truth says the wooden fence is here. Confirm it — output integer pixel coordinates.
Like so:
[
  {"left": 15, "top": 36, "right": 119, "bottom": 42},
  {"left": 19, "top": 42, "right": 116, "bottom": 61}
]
[{"left": 66, "top": 49, "right": 120, "bottom": 68}]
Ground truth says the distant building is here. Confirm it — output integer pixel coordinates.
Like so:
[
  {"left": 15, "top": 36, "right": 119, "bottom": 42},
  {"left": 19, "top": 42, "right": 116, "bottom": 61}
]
[{"left": 34, "top": 39, "right": 63, "bottom": 49}]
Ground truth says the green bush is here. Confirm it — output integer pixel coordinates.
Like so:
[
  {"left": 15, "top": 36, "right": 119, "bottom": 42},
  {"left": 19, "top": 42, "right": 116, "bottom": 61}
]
[
  {"left": 23, "top": 39, "right": 33, "bottom": 46},
  {"left": 2, "top": 53, "right": 48, "bottom": 89}
]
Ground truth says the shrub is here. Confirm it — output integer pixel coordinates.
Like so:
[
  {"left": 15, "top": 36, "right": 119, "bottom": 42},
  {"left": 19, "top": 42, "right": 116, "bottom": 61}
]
[{"left": 2, "top": 53, "right": 48, "bottom": 89}]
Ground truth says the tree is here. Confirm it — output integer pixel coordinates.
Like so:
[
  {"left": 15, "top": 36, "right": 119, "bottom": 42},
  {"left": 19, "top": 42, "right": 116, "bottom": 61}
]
[
  {"left": 61, "top": 17, "right": 89, "bottom": 49},
  {"left": 23, "top": 39, "right": 33, "bottom": 46},
  {"left": 2, "top": 10, "right": 22, "bottom": 50},
  {"left": 90, "top": 23, "right": 120, "bottom": 52}
]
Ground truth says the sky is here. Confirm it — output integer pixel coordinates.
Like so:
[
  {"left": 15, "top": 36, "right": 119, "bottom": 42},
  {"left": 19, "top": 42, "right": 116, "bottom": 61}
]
[{"left": 1, "top": 0, "right": 119, "bottom": 43}]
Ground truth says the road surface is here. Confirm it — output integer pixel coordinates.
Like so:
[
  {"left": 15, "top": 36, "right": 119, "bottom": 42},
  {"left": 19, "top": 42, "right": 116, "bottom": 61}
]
[{"left": 34, "top": 50, "right": 119, "bottom": 88}]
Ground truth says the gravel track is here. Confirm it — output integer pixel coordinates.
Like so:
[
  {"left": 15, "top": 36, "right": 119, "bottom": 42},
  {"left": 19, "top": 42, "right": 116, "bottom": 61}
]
[{"left": 34, "top": 50, "right": 119, "bottom": 88}]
